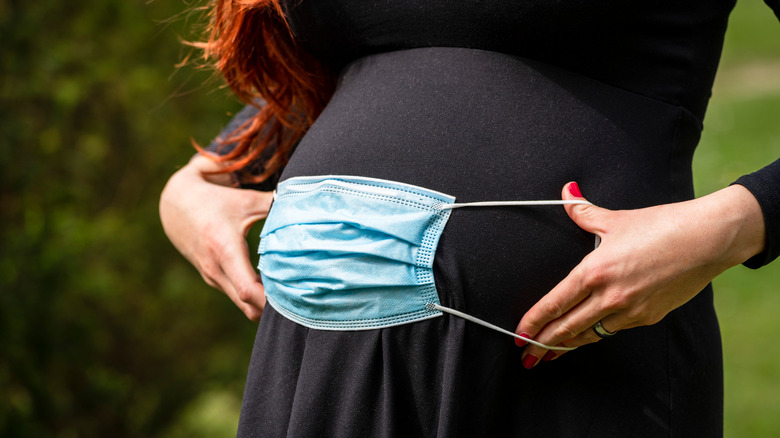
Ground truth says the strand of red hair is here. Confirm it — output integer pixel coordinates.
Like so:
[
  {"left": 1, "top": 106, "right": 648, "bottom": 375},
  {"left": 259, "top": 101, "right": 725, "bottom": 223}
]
[{"left": 194, "top": 0, "right": 334, "bottom": 183}]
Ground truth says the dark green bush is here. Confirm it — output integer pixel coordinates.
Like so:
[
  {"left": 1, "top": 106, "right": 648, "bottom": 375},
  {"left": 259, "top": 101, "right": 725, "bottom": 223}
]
[{"left": 1, "top": 1, "right": 255, "bottom": 436}]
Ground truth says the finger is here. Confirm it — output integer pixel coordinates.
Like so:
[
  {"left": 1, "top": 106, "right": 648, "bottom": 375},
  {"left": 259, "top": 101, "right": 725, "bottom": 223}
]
[
  {"left": 228, "top": 280, "right": 265, "bottom": 322},
  {"left": 187, "top": 154, "right": 236, "bottom": 186},
  {"left": 222, "top": 278, "right": 265, "bottom": 322},
  {"left": 514, "top": 266, "right": 593, "bottom": 370},
  {"left": 199, "top": 260, "right": 265, "bottom": 321},
  {"left": 190, "top": 156, "right": 275, "bottom": 230},
  {"left": 234, "top": 189, "right": 274, "bottom": 235},
  {"left": 563, "top": 314, "right": 622, "bottom": 347},
  {"left": 537, "top": 341, "right": 575, "bottom": 363},
  {"left": 199, "top": 220, "right": 267, "bottom": 320},
  {"left": 536, "top": 315, "right": 618, "bottom": 362},
  {"left": 516, "top": 263, "right": 591, "bottom": 339},
  {"left": 524, "top": 299, "right": 634, "bottom": 368},
  {"left": 518, "top": 289, "right": 605, "bottom": 368},
  {"left": 218, "top": 236, "right": 267, "bottom": 309},
  {"left": 542, "top": 316, "right": 627, "bottom": 367},
  {"left": 556, "top": 311, "right": 621, "bottom": 348},
  {"left": 562, "top": 182, "right": 609, "bottom": 236}
]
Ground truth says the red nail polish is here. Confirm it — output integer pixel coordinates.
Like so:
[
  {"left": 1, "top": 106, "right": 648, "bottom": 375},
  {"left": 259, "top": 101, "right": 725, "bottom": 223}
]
[
  {"left": 568, "top": 182, "right": 582, "bottom": 198},
  {"left": 522, "top": 354, "right": 539, "bottom": 369},
  {"left": 542, "top": 351, "right": 556, "bottom": 362},
  {"left": 515, "top": 332, "right": 531, "bottom": 347}
]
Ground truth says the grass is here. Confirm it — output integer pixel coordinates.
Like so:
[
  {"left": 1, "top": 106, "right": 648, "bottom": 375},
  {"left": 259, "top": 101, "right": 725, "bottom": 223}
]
[{"left": 694, "top": 2, "right": 780, "bottom": 436}]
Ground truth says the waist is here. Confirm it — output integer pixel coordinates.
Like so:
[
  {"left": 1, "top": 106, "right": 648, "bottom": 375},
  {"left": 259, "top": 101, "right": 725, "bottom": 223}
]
[{"left": 259, "top": 174, "right": 584, "bottom": 347}]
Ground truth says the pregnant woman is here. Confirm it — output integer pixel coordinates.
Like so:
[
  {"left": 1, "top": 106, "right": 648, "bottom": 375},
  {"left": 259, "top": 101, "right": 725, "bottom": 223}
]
[{"left": 160, "top": 1, "right": 780, "bottom": 436}]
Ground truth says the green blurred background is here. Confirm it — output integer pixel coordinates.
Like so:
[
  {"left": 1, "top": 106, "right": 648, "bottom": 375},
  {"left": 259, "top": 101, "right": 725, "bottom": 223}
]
[{"left": 1, "top": 1, "right": 778, "bottom": 436}]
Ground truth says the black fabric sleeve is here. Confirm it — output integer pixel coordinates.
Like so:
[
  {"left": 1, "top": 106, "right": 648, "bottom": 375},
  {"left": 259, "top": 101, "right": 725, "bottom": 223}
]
[
  {"left": 205, "top": 104, "right": 261, "bottom": 155},
  {"left": 732, "top": 158, "right": 780, "bottom": 268},
  {"left": 203, "top": 104, "right": 281, "bottom": 192}
]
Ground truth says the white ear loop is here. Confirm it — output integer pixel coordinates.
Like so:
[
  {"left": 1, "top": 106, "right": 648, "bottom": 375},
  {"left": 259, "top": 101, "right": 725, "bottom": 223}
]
[
  {"left": 426, "top": 198, "right": 597, "bottom": 351},
  {"left": 438, "top": 199, "right": 592, "bottom": 209},
  {"left": 426, "top": 303, "right": 575, "bottom": 351}
]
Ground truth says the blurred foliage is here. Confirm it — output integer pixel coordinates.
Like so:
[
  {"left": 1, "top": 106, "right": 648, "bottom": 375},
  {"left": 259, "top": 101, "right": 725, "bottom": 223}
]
[
  {"left": 1, "top": 1, "right": 252, "bottom": 437},
  {"left": 0, "top": 0, "right": 777, "bottom": 437}
]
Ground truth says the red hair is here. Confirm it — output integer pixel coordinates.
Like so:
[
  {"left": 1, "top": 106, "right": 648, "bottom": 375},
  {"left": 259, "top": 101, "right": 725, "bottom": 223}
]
[{"left": 196, "top": 0, "right": 334, "bottom": 183}]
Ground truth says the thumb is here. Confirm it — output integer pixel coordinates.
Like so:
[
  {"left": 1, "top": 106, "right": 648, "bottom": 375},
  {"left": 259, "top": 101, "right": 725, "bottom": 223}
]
[
  {"left": 223, "top": 187, "right": 274, "bottom": 235},
  {"left": 244, "top": 188, "right": 274, "bottom": 214},
  {"left": 562, "top": 182, "right": 608, "bottom": 236}
]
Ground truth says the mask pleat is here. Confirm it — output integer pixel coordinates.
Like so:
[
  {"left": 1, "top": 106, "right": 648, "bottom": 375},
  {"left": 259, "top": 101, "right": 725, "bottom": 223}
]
[
  {"left": 261, "top": 223, "right": 420, "bottom": 266},
  {"left": 267, "top": 281, "right": 433, "bottom": 322},
  {"left": 261, "top": 250, "right": 421, "bottom": 289},
  {"left": 262, "top": 190, "right": 444, "bottom": 245}
]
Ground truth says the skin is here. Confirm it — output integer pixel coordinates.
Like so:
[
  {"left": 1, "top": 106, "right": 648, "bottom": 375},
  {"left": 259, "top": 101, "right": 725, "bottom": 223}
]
[
  {"left": 515, "top": 181, "right": 766, "bottom": 368},
  {"left": 159, "top": 155, "right": 273, "bottom": 321}
]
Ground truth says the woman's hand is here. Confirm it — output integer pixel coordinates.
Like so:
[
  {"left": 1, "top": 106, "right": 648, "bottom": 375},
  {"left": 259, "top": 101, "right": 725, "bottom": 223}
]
[
  {"left": 159, "top": 155, "right": 273, "bottom": 321},
  {"left": 515, "top": 182, "right": 766, "bottom": 368}
]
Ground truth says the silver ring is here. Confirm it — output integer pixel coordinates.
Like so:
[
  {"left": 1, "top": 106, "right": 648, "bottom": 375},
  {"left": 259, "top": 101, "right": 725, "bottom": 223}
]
[{"left": 592, "top": 321, "right": 616, "bottom": 339}]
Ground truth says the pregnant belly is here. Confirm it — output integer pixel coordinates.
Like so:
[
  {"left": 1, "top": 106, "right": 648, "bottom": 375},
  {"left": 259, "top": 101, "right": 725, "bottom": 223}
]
[{"left": 279, "top": 47, "right": 701, "bottom": 326}]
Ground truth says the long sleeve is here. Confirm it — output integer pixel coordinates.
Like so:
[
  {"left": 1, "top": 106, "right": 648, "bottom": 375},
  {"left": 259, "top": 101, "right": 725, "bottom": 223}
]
[
  {"left": 766, "top": 0, "right": 780, "bottom": 19},
  {"left": 205, "top": 104, "right": 261, "bottom": 155},
  {"left": 204, "top": 104, "right": 280, "bottom": 191},
  {"left": 733, "top": 158, "right": 780, "bottom": 268}
]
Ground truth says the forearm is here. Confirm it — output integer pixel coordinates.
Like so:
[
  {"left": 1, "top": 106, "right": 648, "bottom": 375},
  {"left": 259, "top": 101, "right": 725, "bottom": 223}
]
[{"left": 697, "top": 184, "right": 766, "bottom": 271}]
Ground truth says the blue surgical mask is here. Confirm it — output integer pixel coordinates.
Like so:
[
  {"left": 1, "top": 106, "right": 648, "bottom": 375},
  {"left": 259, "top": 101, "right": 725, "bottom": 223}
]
[
  {"left": 259, "top": 175, "right": 455, "bottom": 330},
  {"left": 259, "top": 175, "right": 588, "bottom": 350}
]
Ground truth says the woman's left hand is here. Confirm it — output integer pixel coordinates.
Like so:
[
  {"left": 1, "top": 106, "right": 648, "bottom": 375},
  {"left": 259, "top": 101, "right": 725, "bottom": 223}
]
[{"left": 515, "top": 182, "right": 766, "bottom": 368}]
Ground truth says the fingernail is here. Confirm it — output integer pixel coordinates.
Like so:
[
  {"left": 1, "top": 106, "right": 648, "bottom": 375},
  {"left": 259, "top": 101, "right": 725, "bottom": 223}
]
[
  {"left": 515, "top": 332, "right": 531, "bottom": 347},
  {"left": 542, "top": 351, "right": 556, "bottom": 362},
  {"left": 522, "top": 354, "right": 539, "bottom": 369},
  {"left": 568, "top": 182, "right": 582, "bottom": 198}
]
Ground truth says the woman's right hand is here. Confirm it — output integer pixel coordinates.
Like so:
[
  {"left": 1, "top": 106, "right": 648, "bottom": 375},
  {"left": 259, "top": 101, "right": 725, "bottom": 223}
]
[{"left": 159, "top": 155, "right": 274, "bottom": 321}]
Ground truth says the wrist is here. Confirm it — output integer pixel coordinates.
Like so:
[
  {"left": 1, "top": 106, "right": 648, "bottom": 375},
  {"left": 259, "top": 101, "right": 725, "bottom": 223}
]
[{"left": 699, "top": 185, "right": 766, "bottom": 268}]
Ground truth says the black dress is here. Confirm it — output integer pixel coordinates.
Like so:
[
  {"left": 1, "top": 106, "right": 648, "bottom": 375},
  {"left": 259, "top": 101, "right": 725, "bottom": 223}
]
[{"left": 214, "top": 1, "right": 780, "bottom": 436}]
